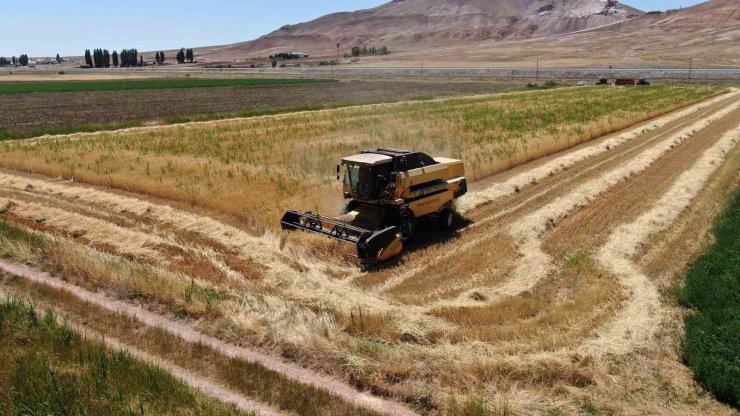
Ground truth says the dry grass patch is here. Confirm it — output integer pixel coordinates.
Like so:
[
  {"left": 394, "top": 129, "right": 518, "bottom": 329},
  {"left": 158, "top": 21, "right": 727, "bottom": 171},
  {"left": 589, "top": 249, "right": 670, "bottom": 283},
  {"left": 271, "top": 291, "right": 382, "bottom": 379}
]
[
  {"left": 385, "top": 231, "right": 518, "bottom": 305},
  {"left": 432, "top": 254, "right": 625, "bottom": 349}
]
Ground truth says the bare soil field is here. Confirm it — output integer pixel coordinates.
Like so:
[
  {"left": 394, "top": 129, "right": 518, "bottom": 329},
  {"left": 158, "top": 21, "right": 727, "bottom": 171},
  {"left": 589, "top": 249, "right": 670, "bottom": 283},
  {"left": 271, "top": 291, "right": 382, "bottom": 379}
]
[
  {"left": 0, "top": 80, "right": 522, "bottom": 136},
  {"left": 0, "top": 86, "right": 738, "bottom": 415}
]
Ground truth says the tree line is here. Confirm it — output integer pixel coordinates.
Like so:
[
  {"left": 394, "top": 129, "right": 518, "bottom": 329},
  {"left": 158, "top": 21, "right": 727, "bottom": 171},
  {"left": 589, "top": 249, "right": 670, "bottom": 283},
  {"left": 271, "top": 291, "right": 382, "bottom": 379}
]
[
  {"left": 176, "top": 48, "right": 194, "bottom": 64},
  {"left": 80, "top": 48, "right": 194, "bottom": 68},
  {"left": 0, "top": 55, "right": 29, "bottom": 66},
  {"left": 347, "top": 46, "right": 389, "bottom": 57}
]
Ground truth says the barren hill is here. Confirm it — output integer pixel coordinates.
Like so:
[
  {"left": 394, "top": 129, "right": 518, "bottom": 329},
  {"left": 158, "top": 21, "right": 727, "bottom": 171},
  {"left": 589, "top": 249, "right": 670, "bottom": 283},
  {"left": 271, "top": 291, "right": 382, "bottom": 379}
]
[
  {"left": 349, "top": 0, "right": 739, "bottom": 67},
  {"left": 198, "top": 0, "right": 643, "bottom": 59},
  {"left": 194, "top": 0, "right": 737, "bottom": 67}
]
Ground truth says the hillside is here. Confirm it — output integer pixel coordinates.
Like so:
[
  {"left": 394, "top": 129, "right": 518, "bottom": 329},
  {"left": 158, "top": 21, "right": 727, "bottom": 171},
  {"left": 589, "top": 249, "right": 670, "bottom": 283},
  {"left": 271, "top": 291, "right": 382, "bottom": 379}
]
[
  {"left": 197, "top": 0, "right": 643, "bottom": 60},
  {"left": 340, "top": 0, "right": 740, "bottom": 67}
]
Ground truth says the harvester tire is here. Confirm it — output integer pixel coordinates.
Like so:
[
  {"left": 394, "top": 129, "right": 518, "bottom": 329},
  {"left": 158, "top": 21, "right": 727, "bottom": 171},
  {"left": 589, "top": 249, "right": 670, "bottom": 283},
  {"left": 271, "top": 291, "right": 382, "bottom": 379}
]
[
  {"left": 400, "top": 211, "right": 416, "bottom": 242},
  {"left": 439, "top": 208, "right": 454, "bottom": 230}
]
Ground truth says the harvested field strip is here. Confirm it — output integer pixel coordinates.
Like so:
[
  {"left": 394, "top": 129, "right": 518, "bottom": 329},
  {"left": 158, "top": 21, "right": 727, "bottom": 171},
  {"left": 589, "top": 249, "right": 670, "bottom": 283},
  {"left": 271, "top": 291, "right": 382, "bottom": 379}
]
[
  {"left": 0, "top": 86, "right": 717, "bottom": 228},
  {"left": 431, "top": 254, "right": 626, "bottom": 350},
  {"left": 436, "top": 105, "right": 739, "bottom": 351},
  {"left": 0, "top": 190, "right": 262, "bottom": 288},
  {"left": 0, "top": 261, "right": 416, "bottom": 416},
  {"left": 0, "top": 171, "right": 285, "bottom": 264},
  {"left": 541, "top": 105, "right": 740, "bottom": 263},
  {"left": 367, "top": 92, "right": 737, "bottom": 292},
  {"left": 0, "top": 197, "right": 162, "bottom": 259},
  {"left": 0, "top": 78, "right": 335, "bottom": 94},
  {"left": 0, "top": 294, "right": 252, "bottom": 416},
  {"left": 425, "top": 99, "right": 740, "bottom": 309},
  {"left": 583, "top": 122, "right": 740, "bottom": 357},
  {"left": 458, "top": 90, "right": 738, "bottom": 213}
]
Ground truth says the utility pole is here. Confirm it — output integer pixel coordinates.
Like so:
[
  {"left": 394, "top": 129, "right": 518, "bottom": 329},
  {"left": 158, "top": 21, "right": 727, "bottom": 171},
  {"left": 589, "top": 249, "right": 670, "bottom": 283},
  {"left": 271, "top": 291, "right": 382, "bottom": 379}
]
[
  {"left": 421, "top": 60, "right": 424, "bottom": 76},
  {"left": 688, "top": 57, "right": 693, "bottom": 80},
  {"left": 535, "top": 59, "right": 539, "bottom": 84}
]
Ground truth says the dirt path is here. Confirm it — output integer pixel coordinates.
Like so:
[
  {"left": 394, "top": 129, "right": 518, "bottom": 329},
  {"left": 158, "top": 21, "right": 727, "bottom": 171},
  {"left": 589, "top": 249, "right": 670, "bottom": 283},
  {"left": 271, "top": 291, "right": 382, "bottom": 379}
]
[
  {"left": 0, "top": 261, "right": 417, "bottom": 416},
  {"left": 69, "top": 320, "right": 285, "bottom": 416}
]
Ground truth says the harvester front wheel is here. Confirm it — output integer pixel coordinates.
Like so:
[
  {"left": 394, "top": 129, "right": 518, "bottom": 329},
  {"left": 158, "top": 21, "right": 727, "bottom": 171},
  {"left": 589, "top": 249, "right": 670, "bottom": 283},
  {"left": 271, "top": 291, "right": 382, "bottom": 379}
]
[
  {"left": 439, "top": 208, "right": 454, "bottom": 230},
  {"left": 400, "top": 211, "right": 416, "bottom": 242}
]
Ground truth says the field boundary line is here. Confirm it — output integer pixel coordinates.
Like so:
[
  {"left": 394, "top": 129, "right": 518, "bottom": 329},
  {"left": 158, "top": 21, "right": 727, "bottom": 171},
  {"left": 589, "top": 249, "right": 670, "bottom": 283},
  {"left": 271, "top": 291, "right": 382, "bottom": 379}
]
[{"left": 0, "top": 261, "right": 418, "bottom": 416}]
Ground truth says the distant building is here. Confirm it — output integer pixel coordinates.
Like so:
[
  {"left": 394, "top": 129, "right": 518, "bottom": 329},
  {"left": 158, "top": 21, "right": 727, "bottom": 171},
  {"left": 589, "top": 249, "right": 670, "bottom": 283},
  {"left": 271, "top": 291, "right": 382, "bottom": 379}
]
[{"left": 290, "top": 52, "right": 309, "bottom": 59}]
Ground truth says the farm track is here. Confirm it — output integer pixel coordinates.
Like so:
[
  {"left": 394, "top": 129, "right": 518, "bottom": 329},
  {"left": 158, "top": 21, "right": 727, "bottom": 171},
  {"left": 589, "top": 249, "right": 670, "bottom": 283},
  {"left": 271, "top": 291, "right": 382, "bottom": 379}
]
[
  {"left": 0, "top": 280, "right": 286, "bottom": 416},
  {"left": 0, "top": 90, "right": 738, "bottom": 414},
  {"left": 0, "top": 261, "right": 416, "bottom": 416}
]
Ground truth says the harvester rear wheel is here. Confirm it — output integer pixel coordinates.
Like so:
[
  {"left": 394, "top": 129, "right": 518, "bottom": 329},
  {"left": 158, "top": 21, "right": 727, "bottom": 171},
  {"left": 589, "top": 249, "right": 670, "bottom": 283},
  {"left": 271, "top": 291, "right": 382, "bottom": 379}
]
[{"left": 439, "top": 208, "right": 454, "bottom": 230}]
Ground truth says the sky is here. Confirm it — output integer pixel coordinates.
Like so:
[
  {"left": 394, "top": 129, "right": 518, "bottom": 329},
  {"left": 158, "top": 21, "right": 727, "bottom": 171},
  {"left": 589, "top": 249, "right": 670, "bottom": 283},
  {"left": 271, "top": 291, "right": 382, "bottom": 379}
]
[{"left": 1, "top": 0, "right": 708, "bottom": 57}]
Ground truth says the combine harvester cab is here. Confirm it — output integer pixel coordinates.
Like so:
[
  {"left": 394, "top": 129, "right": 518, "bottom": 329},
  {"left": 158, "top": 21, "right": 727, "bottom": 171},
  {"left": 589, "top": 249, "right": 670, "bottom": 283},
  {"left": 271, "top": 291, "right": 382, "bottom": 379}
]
[{"left": 281, "top": 148, "right": 467, "bottom": 266}]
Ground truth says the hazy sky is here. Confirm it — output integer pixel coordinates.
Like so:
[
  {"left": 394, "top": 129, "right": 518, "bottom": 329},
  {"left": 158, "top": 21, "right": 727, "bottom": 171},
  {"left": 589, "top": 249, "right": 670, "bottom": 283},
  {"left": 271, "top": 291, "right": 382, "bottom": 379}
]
[{"left": 1, "top": 0, "right": 707, "bottom": 57}]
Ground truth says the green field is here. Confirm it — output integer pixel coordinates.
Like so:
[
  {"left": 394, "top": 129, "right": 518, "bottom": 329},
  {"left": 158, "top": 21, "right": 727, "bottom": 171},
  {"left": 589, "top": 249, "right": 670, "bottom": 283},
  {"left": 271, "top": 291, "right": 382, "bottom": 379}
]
[
  {"left": 0, "top": 77, "right": 336, "bottom": 94},
  {"left": 679, "top": 188, "right": 740, "bottom": 408},
  {"left": 0, "top": 296, "right": 249, "bottom": 416}
]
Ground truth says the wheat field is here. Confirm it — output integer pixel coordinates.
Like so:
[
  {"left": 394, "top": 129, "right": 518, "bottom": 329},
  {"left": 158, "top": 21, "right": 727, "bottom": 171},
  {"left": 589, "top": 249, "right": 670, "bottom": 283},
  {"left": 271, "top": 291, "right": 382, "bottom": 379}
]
[{"left": 0, "top": 85, "right": 738, "bottom": 415}]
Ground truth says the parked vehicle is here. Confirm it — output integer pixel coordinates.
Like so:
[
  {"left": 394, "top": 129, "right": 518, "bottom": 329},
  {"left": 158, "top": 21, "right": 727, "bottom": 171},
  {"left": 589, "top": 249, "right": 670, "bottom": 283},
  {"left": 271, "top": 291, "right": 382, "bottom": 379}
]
[
  {"left": 615, "top": 78, "right": 636, "bottom": 85},
  {"left": 597, "top": 78, "right": 609, "bottom": 85}
]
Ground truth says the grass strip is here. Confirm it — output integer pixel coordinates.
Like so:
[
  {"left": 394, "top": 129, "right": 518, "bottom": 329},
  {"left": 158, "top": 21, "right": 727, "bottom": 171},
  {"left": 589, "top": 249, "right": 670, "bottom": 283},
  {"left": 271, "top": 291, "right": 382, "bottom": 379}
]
[
  {"left": 0, "top": 93, "right": 446, "bottom": 142},
  {"left": 0, "top": 295, "right": 249, "bottom": 416},
  {"left": 0, "top": 77, "right": 336, "bottom": 94},
  {"left": 678, "top": 187, "right": 740, "bottom": 408}
]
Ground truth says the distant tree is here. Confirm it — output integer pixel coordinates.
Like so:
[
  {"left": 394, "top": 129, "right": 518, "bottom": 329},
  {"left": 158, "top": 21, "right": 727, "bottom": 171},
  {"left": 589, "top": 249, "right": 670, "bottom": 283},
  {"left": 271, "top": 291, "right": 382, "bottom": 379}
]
[
  {"left": 112, "top": 51, "right": 119, "bottom": 67},
  {"left": 271, "top": 60, "right": 277, "bottom": 68},
  {"left": 119, "top": 49, "right": 139, "bottom": 68},
  {"left": 84, "top": 49, "right": 93, "bottom": 67},
  {"left": 186, "top": 48, "right": 194, "bottom": 63},
  {"left": 12, "top": 56, "right": 16, "bottom": 66},
  {"left": 55, "top": 53, "right": 62, "bottom": 63},
  {"left": 176, "top": 48, "right": 185, "bottom": 64},
  {"left": 103, "top": 49, "right": 110, "bottom": 68},
  {"left": 160, "top": 51, "right": 165, "bottom": 64},
  {"left": 19, "top": 54, "right": 29, "bottom": 66},
  {"left": 139, "top": 55, "right": 144, "bottom": 67},
  {"left": 0, "top": 57, "right": 7, "bottom": 66},
  {"left": 93, "top": 49, "right": 103, "bottom": 68}
]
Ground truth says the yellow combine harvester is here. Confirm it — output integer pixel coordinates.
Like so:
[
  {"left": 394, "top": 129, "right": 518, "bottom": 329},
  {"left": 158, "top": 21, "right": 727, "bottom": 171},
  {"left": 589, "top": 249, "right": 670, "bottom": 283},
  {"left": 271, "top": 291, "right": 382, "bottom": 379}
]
[{"left": 281, "top": 148, "right": 467, "bottom": 265}]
